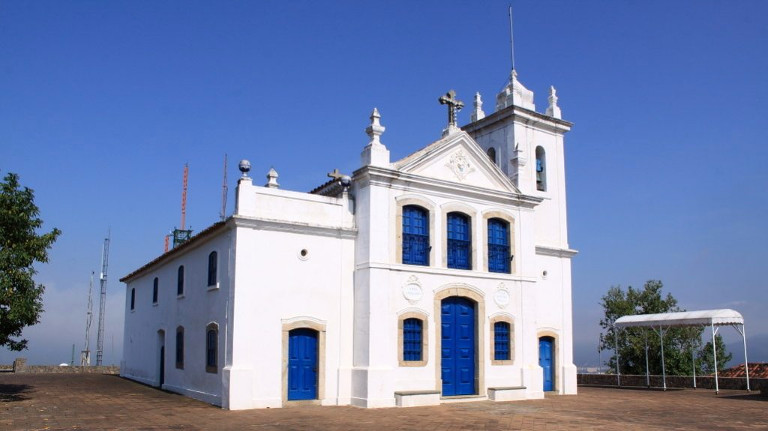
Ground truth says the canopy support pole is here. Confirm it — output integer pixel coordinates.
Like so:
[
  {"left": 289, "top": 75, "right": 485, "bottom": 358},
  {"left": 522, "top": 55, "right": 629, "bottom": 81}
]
[
  {"left": 692, "top": 340, "right": 697, "bottom": 389},
  {"left": 659, "top": 325, "right": 667, "bottom": 391},
  {"left": 712, "top": 324, "right": 719, "bottom": 394},
  {"left": 615, "top": 326, "right": 621, "bottom": 387},
  {"left": 734, "top": 323, "right": 750, "bottom": 391},
  {"left": 644, "top": 330, "right": 650, "bottom": 388}
]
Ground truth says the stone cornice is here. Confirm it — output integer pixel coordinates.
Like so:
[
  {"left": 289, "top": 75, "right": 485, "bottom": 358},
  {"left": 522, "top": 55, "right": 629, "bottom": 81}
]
[
  {"left": 353, "top": 165, "right": 543, "bottom": 209},
  {"left": 535, "top": 245, "right": 578, "bottom": 258},
  {"left": 462, "top": 103, "right": 572, "bottom": 136},
  {"left": 232, "top": 215, "right": 357, "bottom": 239}
]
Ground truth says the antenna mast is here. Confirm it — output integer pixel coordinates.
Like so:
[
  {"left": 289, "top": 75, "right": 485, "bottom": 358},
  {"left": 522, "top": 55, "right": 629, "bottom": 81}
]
[
  {"left": 96, "top": 234, "right": 110, "bottom": 366},
  {"left": 220, "top": 154, "right": 228, "bottom": 221},
  {"left": 181, "top": 163, "right": 188, "bottom": 230},
  {"left": 171, "top": 164, "right": 193, "bottom": 248},
  {"left": 80, "top": 272, "right": 94, "bottom": 366},
  {"left": 509, "top": 5, "right": 516, "bottom": 72}
]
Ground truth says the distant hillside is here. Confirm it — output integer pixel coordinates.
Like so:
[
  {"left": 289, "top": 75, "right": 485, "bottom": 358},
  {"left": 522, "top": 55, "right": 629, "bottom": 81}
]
[{"left": 726, "top": 333, "right": 768, "bottom": 367}]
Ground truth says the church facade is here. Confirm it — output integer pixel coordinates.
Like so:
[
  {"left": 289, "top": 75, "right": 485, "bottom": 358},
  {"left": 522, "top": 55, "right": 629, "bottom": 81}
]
[{"left": 120, "top": 68, "right": 577, "bottom": 409}]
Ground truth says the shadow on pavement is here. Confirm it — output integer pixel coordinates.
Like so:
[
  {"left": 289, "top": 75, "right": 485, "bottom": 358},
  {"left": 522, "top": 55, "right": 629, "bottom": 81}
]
[{"left": 0, "top": 383, "right": 31, "bottom": 402}]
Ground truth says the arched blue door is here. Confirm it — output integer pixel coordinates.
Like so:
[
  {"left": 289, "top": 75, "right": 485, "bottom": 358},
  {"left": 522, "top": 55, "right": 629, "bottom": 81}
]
[
  {"left": 539, "top": 337, "right": 554, "bottom": 391},
  {"left": 441, "top": 296, "right": 476, "bottom": 396},
  {"left": 288, "top": 328, "right": 318, "bottom": 400}
]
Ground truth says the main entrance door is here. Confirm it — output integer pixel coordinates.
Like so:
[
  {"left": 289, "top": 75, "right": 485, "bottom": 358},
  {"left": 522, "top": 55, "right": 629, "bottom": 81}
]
[
  {"left": 539, "top": 336, "right": 554, "bottom": 391},
  {"left": 288, "top": 328, "right": 318, "bottom": 400},
  {"left": 441, "top": 296, "right": 476, "bottom": 396}
]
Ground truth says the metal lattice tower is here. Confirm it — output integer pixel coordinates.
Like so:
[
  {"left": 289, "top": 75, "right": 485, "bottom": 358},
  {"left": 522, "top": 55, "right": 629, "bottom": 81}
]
[
  {"left": 96, "top": 235, "right": 110, "bottom": 366},
  {"left": 80, "top": 271, "right": 94, "bottom": 366}
]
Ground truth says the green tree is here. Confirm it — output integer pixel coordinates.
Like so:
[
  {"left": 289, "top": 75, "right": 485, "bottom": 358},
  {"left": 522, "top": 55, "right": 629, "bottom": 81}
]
[
  {"left": 599, "top": 280, "right": 729, "bottom": 376},
  {"left": 0, "top": 172, "right": 61, "bottom": 350},
  {"left": 698, "top": 333, "right": 732, "bottom": 373}
]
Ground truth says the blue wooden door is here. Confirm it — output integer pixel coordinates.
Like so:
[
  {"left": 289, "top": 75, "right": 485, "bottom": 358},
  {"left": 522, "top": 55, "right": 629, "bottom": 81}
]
[
  {"left": 441, "top": 297, "right": 476, "bottom": 396},
  {"left": 288, "top": 328, "right": 318, "bottom": 400},
  {"left": 539, "top": 337, "right": 554, "bottom": 391}
]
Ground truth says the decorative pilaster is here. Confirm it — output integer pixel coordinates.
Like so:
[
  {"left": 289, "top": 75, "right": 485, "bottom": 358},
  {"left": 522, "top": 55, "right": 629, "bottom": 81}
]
[{"left": 546, "top": 86, "right": 562, "bottom": 119}]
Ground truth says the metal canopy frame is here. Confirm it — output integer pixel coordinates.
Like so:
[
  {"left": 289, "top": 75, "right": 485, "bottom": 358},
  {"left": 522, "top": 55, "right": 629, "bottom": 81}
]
[{"left": 613, "top": 309, "right": 749, "bottom": 394}]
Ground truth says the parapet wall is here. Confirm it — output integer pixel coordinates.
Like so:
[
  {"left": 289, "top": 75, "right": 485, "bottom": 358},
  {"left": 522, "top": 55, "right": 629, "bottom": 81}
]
[
  {"left": 578, "top": 373, "right": 767, "bottom": 392},
  {"left": 9, "top": 358, "right": 119, "bottom": 375}
]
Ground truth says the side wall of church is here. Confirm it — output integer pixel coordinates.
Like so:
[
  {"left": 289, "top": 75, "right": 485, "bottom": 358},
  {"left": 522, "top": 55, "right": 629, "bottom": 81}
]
[
  {"left": 223, "top": 178, "right": 356, "bottom": 409},
  {"left": 121, "top": 230, "right": 233, "bottom": 406}
]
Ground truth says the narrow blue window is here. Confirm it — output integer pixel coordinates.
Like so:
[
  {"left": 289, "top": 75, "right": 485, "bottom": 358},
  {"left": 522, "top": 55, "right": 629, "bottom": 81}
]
[
  {"left": 488, "top": 218, "right": 511, "bottom": 273},
  {"left": 130, "top": 288, "right": 135, "bottom": 310},
  {"left": 206, "top": 327, "right": 217, "bottom": 372},
  {"left": 152, "top": 277, "right": 159, "bottom": 304},
  {"left": 175, "top": 327, "right": 184, "bottom": 369},
  {"left": 207, "top": 251, "right": 217, "bottom": 287},
  {"left": 494, "top": 321, "right": 511, "bottom": 361},
  {"left": 403, "top": 318, "right": 423, "bottom": 361},
  {"left": 447, "top": 212, "right": 471, "bottom": 269},
  {"left": 177, "top": 265, "right": 184, "bottom": 296},
  {"left": 402, "top": 205, "right": 429, "bottom": 266}
]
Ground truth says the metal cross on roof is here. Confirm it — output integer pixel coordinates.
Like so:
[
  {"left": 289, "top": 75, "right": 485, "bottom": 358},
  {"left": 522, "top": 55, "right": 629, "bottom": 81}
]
[{"left": 439, "top": 90, "right": 464, "bottom": 127}]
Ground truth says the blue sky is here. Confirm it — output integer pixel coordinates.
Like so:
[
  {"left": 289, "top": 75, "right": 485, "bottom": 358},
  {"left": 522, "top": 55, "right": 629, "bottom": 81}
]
[{"left": 1, "top": 0, "right": 767, "bottom": 367}]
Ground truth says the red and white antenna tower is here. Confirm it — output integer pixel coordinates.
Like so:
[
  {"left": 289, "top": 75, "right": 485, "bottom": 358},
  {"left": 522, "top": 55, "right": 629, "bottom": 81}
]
[{"left": 181, "top": 163, "right": 188, "bottom": 230}]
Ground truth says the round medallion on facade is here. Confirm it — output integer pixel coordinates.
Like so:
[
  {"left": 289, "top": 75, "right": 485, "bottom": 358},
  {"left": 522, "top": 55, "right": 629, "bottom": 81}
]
[
  {"left": 494, "top": 287, "right": 510, "bottom": 308},
  {"left": 402, "top": 275, "right": 423, "bottom": 303}
]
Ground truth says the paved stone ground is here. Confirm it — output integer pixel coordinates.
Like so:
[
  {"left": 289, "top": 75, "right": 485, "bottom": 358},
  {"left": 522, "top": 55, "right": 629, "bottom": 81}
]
[{"left": 1, "top": 373, "right": 767, "bottom": 430}]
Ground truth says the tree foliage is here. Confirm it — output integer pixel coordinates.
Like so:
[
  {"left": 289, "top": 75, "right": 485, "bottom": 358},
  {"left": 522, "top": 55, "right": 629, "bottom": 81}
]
[
  {"left": 599, "top": 280, "right": 731, "bottom": 376},
  {"left": 0, "top": 172, "right": 61, "bottom": 350}
]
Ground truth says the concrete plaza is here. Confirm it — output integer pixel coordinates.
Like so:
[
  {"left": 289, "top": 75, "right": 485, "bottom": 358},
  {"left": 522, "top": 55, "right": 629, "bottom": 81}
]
[{"left": 1, "top": 373, "right": 766, "bottom": 430}]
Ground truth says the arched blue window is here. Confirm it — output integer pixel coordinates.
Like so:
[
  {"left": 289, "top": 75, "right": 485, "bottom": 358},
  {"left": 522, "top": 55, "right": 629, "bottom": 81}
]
[
  {"left": 403, "top": 318, "right": 423, "bottom": 361},
  {"left": 447, "top": 212, "right": 471, "bottom": 270},
  {"left": 207, "top": 251, "right": 217, "bottom": 287},
  {"left": 152, "top": 277, "right": 159, "bottom": 304},
  {"left": 402, "top": 205, "right": 429, "bottom": 266},
  {"left": 488, "top": 218, "right": 511, "bottom": 273},
  {"left": 535, "top": 146, "right": 547, "bottom": 191},
  {"left": 206, "top": 324, "right": 218, "bottom": 373},
  {"left": 494, "top": 321, "right": 511, "bottom": 361},
  {"left": 175, "top": 326, "right": 184, "bottom": 369},
  {"left": 177, "top": 265, "right": 184, "bottom": 296}
]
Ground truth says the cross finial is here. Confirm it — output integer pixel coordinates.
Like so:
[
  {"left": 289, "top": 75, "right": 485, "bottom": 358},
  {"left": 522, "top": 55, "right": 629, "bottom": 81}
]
[
  {"left": 327, "top": 169, "right": 343, "bottom": 180},
  {"left": 439, "top": 90, "right": 464, "bottom": 128}
]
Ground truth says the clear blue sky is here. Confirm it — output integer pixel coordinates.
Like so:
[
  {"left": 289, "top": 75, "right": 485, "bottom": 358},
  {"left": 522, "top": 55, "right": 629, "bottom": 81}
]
[{"left": 1, "top": 0, "right": 766, "bottom": 367}]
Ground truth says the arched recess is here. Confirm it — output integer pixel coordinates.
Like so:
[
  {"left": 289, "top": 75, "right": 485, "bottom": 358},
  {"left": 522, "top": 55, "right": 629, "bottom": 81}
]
[
  {"left": 433, "top": 285, "right": 485, "bottom": 395},
  {"left": 535, "top": 146, "right": 547, "bottom": 192},
  {"left": 281, "top": 319, "right": 326, "bottom": 404}
]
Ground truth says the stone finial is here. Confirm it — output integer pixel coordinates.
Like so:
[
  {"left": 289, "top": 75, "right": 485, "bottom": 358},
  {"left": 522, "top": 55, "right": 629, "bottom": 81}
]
[
  {"left": 361, "top": 108, "right": 390, "bottom": 167},
  {"left": 470, "top": 92, "right": 485, "bottom": 122},
  {"left": 546, "top": 85, "right": 562, "bottom": 119},
  {"left": 496, "top": 69, "right": 535, "bottom": 111},
  {"left": 265, "top": 167, "right": 279, "bottom": 188},
  {"left": 365, "top": 108, "right": 386, "bottom": 146}
]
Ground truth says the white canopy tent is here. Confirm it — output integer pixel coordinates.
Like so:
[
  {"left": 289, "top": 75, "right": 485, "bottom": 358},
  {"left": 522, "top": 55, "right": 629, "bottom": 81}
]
[{"left": 613, "top": 309, "right": 749, "bottom": 393}]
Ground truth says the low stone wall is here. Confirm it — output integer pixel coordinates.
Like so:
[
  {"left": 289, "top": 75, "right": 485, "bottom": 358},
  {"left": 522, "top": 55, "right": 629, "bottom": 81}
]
[
  {"left": 9, "top": 358, "right": 119, "bottom": 375},
  {"left": 578, "top": 373, "right": 767, "bottom": 392}
]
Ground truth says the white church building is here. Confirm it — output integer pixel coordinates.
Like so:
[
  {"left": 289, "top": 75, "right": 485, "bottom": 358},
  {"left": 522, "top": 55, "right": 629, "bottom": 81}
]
[{"left": 120, "top": 66, "right": 578, "bottom": 409}]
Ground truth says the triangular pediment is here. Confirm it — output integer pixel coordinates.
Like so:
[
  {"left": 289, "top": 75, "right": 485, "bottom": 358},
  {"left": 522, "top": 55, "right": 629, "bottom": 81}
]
[{"left": 393, "top": 131, "right": 520, "bottom": 193}]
